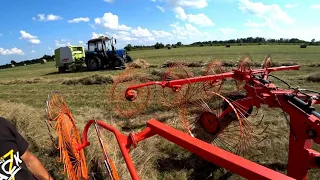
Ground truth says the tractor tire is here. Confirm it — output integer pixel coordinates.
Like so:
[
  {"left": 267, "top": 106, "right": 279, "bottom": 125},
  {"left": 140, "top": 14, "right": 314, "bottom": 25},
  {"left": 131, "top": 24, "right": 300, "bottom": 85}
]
[
  {"left": 112, "top": 55, "right": 126, "bottom": 70},
  {"left": 58, "top": 67, "right": 66, "bottom": 73},
  {"left": 87, "top": 57, "right": 101, "bottom": 71},
  {"left": 125, "top": 55, "right": 133, "bottom": 63}
]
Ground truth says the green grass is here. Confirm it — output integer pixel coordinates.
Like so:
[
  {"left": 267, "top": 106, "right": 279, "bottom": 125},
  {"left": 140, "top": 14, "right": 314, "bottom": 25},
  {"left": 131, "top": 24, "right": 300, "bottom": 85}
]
[{"left": 0, "top": 45, "right": 319, "bottom": 179}]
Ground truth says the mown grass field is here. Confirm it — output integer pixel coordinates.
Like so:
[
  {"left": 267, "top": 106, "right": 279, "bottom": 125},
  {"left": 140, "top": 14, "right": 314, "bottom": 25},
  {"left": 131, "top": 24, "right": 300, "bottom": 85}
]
[{"left": 0, "top": 45, "right": 319, "bottom": 179}]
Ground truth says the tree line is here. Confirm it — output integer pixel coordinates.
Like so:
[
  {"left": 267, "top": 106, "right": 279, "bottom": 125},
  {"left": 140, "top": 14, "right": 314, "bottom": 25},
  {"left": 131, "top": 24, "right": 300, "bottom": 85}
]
[
  {"left": 124, "top": 37, "right": 320, "bottom": 51},
  {"left": 0, "top": 55, "right": 55, "bottom": 69}
]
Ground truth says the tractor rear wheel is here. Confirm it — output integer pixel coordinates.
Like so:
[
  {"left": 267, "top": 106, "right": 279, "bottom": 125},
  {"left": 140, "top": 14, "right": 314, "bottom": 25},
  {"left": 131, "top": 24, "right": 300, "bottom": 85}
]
[
  {"left": 112, "top": 55, "right": 125, "bottom": 70},
  {"left": 58, "top": 67, "right": 66, "bottom": 73},
  {"left": 87, "top": 57, "right": 101, "bottom": 71}
]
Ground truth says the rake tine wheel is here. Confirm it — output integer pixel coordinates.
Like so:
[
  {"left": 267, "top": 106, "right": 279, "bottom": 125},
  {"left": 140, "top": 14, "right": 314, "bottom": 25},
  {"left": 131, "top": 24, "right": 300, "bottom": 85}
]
[
  {"left": 161, "top": 62, "right": 194, "bottom": 108},
  {"left": 202, "top": 58, "right": 227, "bottom": 97},
  {"left": 109, "top": 68, "right": 151, "bottom": 118},
  {"left": 262, "top": 54, "right": 272, "bottom": 69},
  {"left": 45, "top": 91, "right": 88, "bottom": 180},
  {"left": 235, "top": 54, "right": 253, "bottom": 93},
  {"left": 179, "top": 86, "right": 266, "bottom": 155}
]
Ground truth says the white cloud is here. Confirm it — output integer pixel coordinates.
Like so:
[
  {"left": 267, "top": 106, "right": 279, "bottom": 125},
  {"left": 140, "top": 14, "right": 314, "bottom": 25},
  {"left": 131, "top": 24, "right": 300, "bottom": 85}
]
[
  {"left": 91, "top": 28, "right": 172, "bottom": 47},
  {"left": 19, "top": 30, "right": 41, "bottom": 45},
  {"left": 104, "top": 0, "right": 114, "bottom": 3},
  {"left": 109, "top": 31, "right": 138, "bottom": 42},
  {"left": 151, "top": 0, "right": 156, "bottom": 2},
  {"left": 156, "top": 5, "right": 165, "bottom": 12},
  {"left": 91, "top": 32, "right": 105, "bottom": 39},
  {"left": 174, "top": 7, "right": 188, "bottom": 20},
  {"left": 131, "top": 27, "right": 153, "bottom": 38},
  {"left": 0, "top": 47, "right": 24, "bottom": 55},
  {"left": 284, "top": 3, "right": 299, "bottom": 8},
  {"left": 94, "top": 12, "right": 131, "bottom": 31},
  {"left": 33, "top": 14, "right": 62, "bottom": 21},
  {"left": 29, "top": 39, "right": 40, "bottom": 44},
  {"left": 55, "top": 40, "right": 71, "bottom": 47},
  {"left": 310, "top": 4, "right": 320, "bottom": 9},
  {"left": 173, "top": 7, "right": 214, "bottom": 27},
  {"left": 68, "top": 17, "right": 90, "bottom": 23},
  {"left": 170, "top": 22, "right": 209, "bottom": 40},
  {"left": 219, "top": 28, "right": 236, "bottom": 35},
  {"left": 31, "top": 50, "right": 36, "bottom": 53},
  {"left": 152, "top": 30, "right": 172, "bottom": 38},
  {"left": 165, "top": 0, "right": 208, "bottom": 9},
  {"left": 239, "top": 0, "right": 294, "bottom": 30}
]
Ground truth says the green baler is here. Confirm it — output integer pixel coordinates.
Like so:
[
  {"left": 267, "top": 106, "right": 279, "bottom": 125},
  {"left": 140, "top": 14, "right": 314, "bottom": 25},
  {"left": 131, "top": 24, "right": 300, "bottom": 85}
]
[{"left": 55, "top": 46, "right": 86, "bottom": 73}]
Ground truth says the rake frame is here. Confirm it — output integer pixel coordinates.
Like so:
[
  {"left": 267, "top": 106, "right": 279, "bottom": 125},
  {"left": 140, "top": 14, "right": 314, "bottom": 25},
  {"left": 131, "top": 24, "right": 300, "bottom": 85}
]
[{"left": 78, "top": 64, "right": 320, "bottom": 180}]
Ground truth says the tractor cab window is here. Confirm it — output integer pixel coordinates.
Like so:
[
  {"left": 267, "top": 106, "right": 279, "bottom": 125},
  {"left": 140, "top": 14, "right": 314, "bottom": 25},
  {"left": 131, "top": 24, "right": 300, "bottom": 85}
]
[
  {"left": 97, "top": 41, "right": 104, "bottom": 51},
  {"left": 88, "top": 43, "right": 96, "bottom": 52},
  {"left": 105, "top": 40, "right": 112, "bottom": 51}
]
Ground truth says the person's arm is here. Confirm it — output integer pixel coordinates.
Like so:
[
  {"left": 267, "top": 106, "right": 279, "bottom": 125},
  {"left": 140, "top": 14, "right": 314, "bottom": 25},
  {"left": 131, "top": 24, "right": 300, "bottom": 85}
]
[
  {"left": 2, "top": 118, "right": 54, "bottom": 180},
  {"left": 21, "top": 149, "right": 54, "bottom": 180}
]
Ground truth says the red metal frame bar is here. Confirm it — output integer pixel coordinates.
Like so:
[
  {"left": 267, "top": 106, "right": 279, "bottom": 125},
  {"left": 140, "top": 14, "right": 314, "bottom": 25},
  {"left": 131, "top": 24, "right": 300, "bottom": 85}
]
[
  {"left": 124, "top": 65, "right": 300, "bottom": 100},
  {"left": 77, "top": 119, "right": 294, "bottom": 180}
]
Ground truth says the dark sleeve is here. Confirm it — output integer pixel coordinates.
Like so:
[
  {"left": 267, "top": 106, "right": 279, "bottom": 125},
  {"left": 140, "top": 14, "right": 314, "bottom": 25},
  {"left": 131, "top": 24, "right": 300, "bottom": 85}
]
[{"left": 3, "top": 118, "right": 29, "bottom": 155}]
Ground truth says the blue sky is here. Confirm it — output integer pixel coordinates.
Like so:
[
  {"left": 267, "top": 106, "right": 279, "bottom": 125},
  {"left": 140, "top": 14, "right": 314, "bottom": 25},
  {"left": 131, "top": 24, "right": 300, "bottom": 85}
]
[{"left": 0, "top": 0, "right": 320, "bottom": 64}]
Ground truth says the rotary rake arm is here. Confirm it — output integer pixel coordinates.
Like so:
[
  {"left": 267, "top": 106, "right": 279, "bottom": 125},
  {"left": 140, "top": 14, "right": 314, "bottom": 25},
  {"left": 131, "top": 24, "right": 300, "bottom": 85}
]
[
  {"left": 124, "top": 65, "right": 300, "bottom": 101},
  {"left": 76, "top": 119, "right": 294, "bottom": 180}
]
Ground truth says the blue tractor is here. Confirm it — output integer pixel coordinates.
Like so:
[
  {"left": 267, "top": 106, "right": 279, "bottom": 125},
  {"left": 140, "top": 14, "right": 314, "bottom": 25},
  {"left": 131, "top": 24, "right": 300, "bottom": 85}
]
[{"left": 85, "top": 36, "right": 133, "bottom": 71}]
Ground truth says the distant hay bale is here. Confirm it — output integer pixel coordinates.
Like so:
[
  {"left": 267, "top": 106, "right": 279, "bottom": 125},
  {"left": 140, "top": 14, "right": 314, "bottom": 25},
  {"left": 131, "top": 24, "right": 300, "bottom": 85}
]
[
  {"left": 40, "top": 59, "right": 47, "bottom": 64},
  {"left": 300, "top": 44, "right": 307, "bottom": 48},
  {"left": 168, "top": 46, "right": 171, "bottom": 50},
  {"left": 11, "top": 64, "right": 15, "bottom": 68},
  {"left": 24, "top": 64, "right": 27, "bottom": 66},
  {"left": 226, "top": 44, "right": 231, "bottom": 48}
]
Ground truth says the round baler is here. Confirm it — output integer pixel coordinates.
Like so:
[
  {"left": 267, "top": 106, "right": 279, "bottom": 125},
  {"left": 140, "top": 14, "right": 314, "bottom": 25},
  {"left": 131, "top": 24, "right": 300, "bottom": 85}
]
[{"left": 55, "top": 46, "right": 86, "bottom": 73}]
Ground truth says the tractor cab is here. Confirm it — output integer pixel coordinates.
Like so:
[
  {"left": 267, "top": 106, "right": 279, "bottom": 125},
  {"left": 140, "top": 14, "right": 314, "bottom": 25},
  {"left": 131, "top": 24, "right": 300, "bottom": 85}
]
[
  {"left": 87, "top": 36, "right": 115, "bottom": 57},
  {"left": 85, "top": 36, "right": 127, "bottom": 70}
]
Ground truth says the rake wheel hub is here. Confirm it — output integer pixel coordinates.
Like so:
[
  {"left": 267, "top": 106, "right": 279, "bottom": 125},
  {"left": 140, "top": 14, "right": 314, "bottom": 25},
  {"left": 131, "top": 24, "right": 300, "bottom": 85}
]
[
  {"left": 125, "top": 90, "right": 138, "bottom": 101},
  {"left": 199, "top": 112, "right": 220, "bottom": 134}
]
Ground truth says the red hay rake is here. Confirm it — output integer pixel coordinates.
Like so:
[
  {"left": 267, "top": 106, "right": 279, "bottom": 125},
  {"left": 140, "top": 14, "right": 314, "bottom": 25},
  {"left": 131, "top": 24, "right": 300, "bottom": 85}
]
[{"left": 47, "top": 55, "right": 320, "bottom": 180}]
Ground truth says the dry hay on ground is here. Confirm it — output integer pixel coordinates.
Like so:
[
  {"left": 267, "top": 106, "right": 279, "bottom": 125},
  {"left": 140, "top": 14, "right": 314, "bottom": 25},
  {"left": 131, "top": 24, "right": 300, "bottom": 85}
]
[
  {"left": 308, "top": 63, "right": 320, "bottom": 67},
  {"left": 127, "top": 58, "right": 157, "bottom": 69},
  {"left": 306, "top": 73, "right": 320, "bottom": 82},
  {"left": 162, "top": 60, "right": 205, "bottom": 68},
  {"left": 0, "top": 78, "right": 44, "bottom": 85},
  {"left": 62, "top": 74, "right": 114, "bottom": 85}
]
